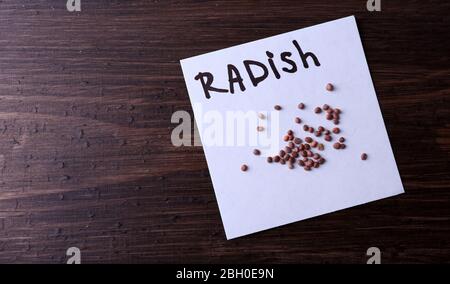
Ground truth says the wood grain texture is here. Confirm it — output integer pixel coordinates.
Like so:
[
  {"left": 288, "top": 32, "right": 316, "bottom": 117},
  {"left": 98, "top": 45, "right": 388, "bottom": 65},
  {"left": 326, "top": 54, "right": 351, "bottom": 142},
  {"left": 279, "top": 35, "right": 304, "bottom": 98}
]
[{"left": 0, "top": 0, "right": 449, "bottom": 263}]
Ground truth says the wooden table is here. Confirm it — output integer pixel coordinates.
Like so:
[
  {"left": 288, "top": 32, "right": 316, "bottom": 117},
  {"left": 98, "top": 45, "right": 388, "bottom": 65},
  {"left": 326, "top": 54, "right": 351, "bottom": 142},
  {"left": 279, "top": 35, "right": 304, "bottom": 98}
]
[{"left": 0, "top": 0, "right": 448, "bottom": 263}]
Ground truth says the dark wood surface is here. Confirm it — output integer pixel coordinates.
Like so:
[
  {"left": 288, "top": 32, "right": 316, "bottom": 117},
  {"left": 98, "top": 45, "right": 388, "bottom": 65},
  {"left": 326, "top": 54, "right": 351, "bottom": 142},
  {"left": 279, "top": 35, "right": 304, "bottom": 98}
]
[{"left": 0, "top": 0, "right": 448, "bottom": 264}]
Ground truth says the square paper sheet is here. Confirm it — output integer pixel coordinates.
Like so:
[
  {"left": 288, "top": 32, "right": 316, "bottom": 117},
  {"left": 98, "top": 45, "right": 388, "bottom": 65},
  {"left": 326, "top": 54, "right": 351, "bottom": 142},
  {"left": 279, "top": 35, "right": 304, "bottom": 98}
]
[{"left": 180, "top": 16, "right": 404, "bottom": 239}]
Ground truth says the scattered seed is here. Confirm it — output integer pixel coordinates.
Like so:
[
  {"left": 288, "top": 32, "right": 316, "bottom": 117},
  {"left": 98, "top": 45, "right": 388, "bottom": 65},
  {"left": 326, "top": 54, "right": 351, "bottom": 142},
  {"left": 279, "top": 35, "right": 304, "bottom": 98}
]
[
  {"left": 295, "top": 117, "right": 302, "bottom": 124},
  {"left": 274, "top": 105, "right": 282, "bottom": 110},
  {"left": 314, "top": 107, "right": 322, "bottom": 114},
  {"left": 298, "top": 103, "right": 305, "bottom": 109},
  {"left": 241, "top": 164, "right": 248, "bottom": 171},
  {"left": 267, "top": 157, "right": 273, "bottom": 163},
  {"left": 339, "top": 137, "right": 345, "bottom": 143},
  {"left": 361, "top": 153, "right": 368, "bottom": 160},
  {"left": 253, "top": 149, "right": 261, "bottom": 155},
  {"left": 332, "top": 127, "right": 340, "bottom": 134},
  {"left": 318, "top": 143, "right": 325, "bottom": 151},
  {"left": 326, "top": 83, "right": 334, "bottom": 91}
]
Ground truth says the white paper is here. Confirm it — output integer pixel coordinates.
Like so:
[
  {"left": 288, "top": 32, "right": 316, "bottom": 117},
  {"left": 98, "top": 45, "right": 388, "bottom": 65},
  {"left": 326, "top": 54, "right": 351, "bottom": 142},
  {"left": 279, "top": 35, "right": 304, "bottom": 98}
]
[{"left": 180, "top": 16, "right": 404, "bottom": 239}]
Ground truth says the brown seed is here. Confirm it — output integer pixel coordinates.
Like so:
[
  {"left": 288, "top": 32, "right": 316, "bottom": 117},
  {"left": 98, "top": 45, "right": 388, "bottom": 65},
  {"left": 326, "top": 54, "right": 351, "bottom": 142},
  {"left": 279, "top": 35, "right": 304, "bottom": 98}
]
[
  {"left": 340, "top": 143, "right": 346, "bottom": 149},
  {"left": 274, "top": 105, "right": 282, "bottom": 110},
  {"left": 333, "top": 113, "right": 340, "bottom": 120},
  {"left": 298, "top": 160, "right": 305, "bottom": 167},
  {"left": 326, "top": 108, "right": 334, "bottom": 113},
  {"left": 298, "top": 103, "right": 305, "bottom": 109},
  {"left": 361, "top": 153, "right": 368, "bottom": 160},
  {"left": 288, "top": 141, "right": 295, "bottom": 148},
  {"left": 332, "top": 127, "right": 340, "bottom": 134},
  {"left": 313, "top": 153, "right": 321, "bottom": 160},
  {"left": 257, "top": 126, "right": 265, "bottom": 131},
  {"left": 315, "top": 130, "right": 322, "bottom": 137},
  {"left": 304, "top": 166, "right": 311, "bottom": 171},
  {"left": 302, "top": 157, "right": 308, "bottom": 162},
  {"left": 294, "top": 137, "right": 302, "bottom": 144},
  {"left": 280, "top": 159, "right": 286, "bottom": 165},
  {"left": 274, "top": 155, "right": 281, "bottom": 162},
  {"left": 307, "top": 150, "right": 313, "bottom": 157},
  {"left": 298, "top": 144, "right": 305, "bottom": 150},
  {"left": 287, "top": 129, "right": 293, "bottom": 135},
  {"left": 267, "top": 157, "right": 273, "bottom": 163},
  {"left": 318, "top": 126, "right": 325, "bottom": 132},
  {"left": 295, "top": 117, "right": 302, "bottom": 124},
  {"left": 318, "top": 143, "right": 325, "bottom": 151},
  {"left": 309, "top": 127, "right": 315, "bottom": 133},
  {"left": 322, "top": 104, "right": 330, "bottom": 110},
  {"left": 288, "top": 135, "right": 294, "bottom": 141},
  {"left": 326, "top": 113, "right": 333, "bottom": 120},
  {"left": 306, "top": 159, "right": 314, "bottom": 167},
  {"left": 241, "top": 164, "right": 248, "bottom": 171},
  {"left": 290, "top": 156, "right": 296, "bottom": 163},
  {"left": 314, "top": 162, "right": 320, "bottom": 168},
  {"left": 303, "top": 125, "right": 309, "bottom": 131},
  {"left": 279, "top": 150, "right": 286, "bottom": 157},
  {"left": 339, "top": 137, "right": 345, "bottom": 143},
  {"left": 326, "top": 83, "right": 334, "bottom": 91},
  {"left": 305, "top": 137, "right": 313, "bottom": 143},
  {"left": 324, "top": 135, "right": 332, "bottom": 142},
  {"left": 304, "top": 143, "right": 311, "bottom": 150},
  {"left": 291, "top": 151, "right": 299, "bottom": 158},
  {"left": 333, "top": 142, "right": 341, "bottom": 149},
  {"left": 283, "top": 135, "right": 289, "bottom": 142},
  {"left": 333, "top": 119, "right": 339, "bottom": 125},
  {"left": 334, "top": 108, "right": 341, "bottom": 114},
  {"left": 253, "top": 149, "right": 261, "bottom": 155},
  {"left": 311, "top": 141, "right": 318, "bottom": 148},
  {"left": 288, "top": 163, "right": 295, "bottom": 169},
  {"left": 314, "top": 107, "right": 322, "bottom": 114},
  {"left": 324, "top": 130, "right": 331, "bottom": 135},
  {"left": 301, "top": 151, "right": 308, "bottom": 157},
  {"left": 258, "top": 113, "right": 266, "bottom": 119},
  {"left": 285, "top": 146, "right": 292, "bottom": 153},
  {"left": 318, "top": 157, "right": 326, "bottom": 164}
]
